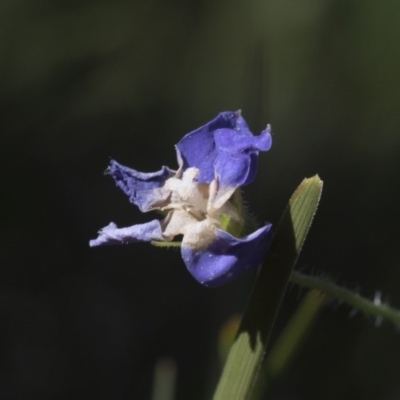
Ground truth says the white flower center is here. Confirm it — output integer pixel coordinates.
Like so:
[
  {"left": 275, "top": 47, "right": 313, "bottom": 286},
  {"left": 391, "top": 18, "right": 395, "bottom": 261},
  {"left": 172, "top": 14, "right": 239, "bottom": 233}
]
[{"left": 160, "top": 167, "right": 239, "bottom": 249}]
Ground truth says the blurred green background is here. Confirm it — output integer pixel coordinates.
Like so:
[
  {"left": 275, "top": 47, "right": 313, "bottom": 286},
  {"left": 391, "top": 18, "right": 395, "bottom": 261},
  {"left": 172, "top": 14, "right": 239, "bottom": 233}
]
[{"left": 1, "top": 0, "right": 400, "bottom": 399}]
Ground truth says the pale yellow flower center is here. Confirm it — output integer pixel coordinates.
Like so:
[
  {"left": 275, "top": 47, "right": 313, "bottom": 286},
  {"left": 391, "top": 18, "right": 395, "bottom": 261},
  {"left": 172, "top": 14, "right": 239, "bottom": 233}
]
[{"left": 160, "top": 167, "right": 239, "bottom": 249}]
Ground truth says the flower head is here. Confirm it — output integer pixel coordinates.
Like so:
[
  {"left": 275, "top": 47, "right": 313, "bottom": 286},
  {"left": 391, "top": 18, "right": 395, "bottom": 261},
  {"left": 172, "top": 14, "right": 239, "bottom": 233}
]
[{"left": 90, "top": 111, "right": 273, "bottom": 287}]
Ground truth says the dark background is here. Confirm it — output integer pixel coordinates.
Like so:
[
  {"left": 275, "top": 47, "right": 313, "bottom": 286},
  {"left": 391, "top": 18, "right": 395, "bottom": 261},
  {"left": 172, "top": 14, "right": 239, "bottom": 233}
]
[{"left": 2, "top": 1, "right": 400, "bottom": 399}]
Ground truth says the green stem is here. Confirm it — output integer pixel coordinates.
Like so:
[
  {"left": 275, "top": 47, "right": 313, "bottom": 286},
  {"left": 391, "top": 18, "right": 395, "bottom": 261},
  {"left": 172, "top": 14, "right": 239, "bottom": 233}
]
[{"left": 290, "top": 271, "right": 400, "bottom": 326}]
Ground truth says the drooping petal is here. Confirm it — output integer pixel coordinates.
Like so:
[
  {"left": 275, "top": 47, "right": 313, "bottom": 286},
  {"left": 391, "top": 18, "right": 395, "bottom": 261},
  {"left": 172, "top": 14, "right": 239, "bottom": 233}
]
[
  {"left": 108, "top": 160, "right": 175, "bottom": 212},
  {"left": 214, "top": 124, "right": 272, "bottom": 189},
  {"left": 181, "top": 223, "right": 273, "bottom": 287},
  {"left": 210, "top": 125, "right": 271, "bottom": 209},
  {"left": 211, "top": 152, "right": 251, "bottom": 209},
  {"left": 89, "top": 220, "right": 164, "bottom": 247},
  {"left": 176, "top": 111, "right": 243, "bottom": 183}
]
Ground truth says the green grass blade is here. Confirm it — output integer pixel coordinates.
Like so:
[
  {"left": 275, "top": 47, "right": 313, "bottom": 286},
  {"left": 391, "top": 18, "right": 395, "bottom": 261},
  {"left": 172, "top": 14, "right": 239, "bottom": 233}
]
[
  {"left": 250, "top": 290, "right": 327, "bottom": 400},
  {"left": 151, "top": 358, "right": 177, "bottom": 400},
  {"left": 264, "top": 290, "right": 327, "bottom": 379},
  {"left": 213, "top": 175, "right": 323, "bottom": 400}
]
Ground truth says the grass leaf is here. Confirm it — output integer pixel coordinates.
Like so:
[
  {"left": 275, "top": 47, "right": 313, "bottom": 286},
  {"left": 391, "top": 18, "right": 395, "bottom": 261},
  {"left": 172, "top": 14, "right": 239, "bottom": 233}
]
[{"left": 213, "top": 175, "right": 323, "bottom": 400}]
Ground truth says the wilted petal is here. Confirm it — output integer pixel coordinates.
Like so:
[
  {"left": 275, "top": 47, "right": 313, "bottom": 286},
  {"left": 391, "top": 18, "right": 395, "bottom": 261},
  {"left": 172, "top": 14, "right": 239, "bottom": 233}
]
[
  {"left": 181, "top": 223, "right": 273, "bottom": 287},
  {"left": 214, "top": 124, "right": 272, "bottom": 189},
  {"left": 176, "top": 111, "right": 242, "bottom": 183},
  {"left": 89, "top": 220, "right": 164, "bottom": 247},
  {"left": 211, "top": 152, "right": 251, "bottom": 209},
  {"left": 177, "top": 112, "right": 271, "bottom": 198},
  {"left": 214, "top": 124, "right": 272, "bottom": 154},
  {"left": 109, "top": 160, "right": 175, "bottom": 212}
]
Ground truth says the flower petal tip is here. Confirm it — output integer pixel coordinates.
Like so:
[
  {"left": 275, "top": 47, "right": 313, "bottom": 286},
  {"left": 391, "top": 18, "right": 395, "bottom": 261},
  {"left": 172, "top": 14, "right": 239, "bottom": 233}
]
[
  {"left": 107, "top": 160, "right": 174, "bottom": 212},
  {"left": 89, "top": 220, "right": 164, "bottom": 247}
]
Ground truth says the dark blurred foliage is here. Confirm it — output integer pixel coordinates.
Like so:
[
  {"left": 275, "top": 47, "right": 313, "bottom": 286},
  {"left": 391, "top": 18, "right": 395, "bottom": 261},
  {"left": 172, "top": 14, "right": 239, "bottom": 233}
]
[{"left": 1, "top": 0, "right": 400, "bottom": 399}]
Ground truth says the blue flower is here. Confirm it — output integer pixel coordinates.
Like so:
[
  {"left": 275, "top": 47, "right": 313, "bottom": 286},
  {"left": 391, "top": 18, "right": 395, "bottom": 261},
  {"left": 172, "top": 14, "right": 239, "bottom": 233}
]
[{"left": 90, "top": 111, "right": 273, "bottom": 287}]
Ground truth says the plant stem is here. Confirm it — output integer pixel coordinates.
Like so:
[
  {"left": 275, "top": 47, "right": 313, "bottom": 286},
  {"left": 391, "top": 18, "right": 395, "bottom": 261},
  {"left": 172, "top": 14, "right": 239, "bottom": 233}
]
[{"left": 290, "top": 271, "right": 400, "bottom": 326}]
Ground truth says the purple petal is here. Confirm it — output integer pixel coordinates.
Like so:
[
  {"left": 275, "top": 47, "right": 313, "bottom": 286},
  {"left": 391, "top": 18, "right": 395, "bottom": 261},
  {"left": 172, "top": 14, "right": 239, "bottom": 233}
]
[
  {"left": 176, "top": 111, "right": 272, "bottom": 190},
  {"left": 181, "top": 223, "right": 273, "bottom": 287},
  {"left": 213, "top": 152, "right": 251, "bottom": 190},
  {"left": 176, "top": 111, "right": 242, "bottom": 183},
  {"left": 108, "top": 160, "right": 175, "bottom": 212},
  {"left": 89, "top": 220, "right": 164, "bottom": 247},
  {"left": 214, "top": 124, "right": 272, "bottom": 188},
  {"left": 214, "top": 124, "right": 272, "bottom": 153}
]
